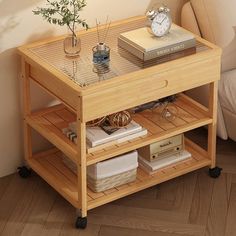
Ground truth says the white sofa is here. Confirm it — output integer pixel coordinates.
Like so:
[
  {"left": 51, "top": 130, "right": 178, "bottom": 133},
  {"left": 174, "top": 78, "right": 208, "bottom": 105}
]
[{"left": 181, "top": 0, "right": 236, "bottom": 141}]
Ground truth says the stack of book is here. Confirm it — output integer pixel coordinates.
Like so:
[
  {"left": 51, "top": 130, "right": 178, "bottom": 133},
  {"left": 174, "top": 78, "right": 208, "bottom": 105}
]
[
  {"left": 62, "top": 120, "right": 147, "bottom": 153},
  {"left": 118, "top": 24, "right": 196, "bottom": 65},
  {"left": 138, "top": 150, "right": 192, "bottom": 175}
]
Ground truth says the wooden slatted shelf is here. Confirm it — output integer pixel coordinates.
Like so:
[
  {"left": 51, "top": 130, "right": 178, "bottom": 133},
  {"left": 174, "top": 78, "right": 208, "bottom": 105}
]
[
  {"left": 29, "top": 148, "right": 79, "bottom": 207},
  {"left": 26, "top": 104, "right": 78, "bottom": 163},
  {"left": 29, "top": 138, "right": 211, "bottom": 210},
  {"left": 27, "top": 93, "right": 212, "bottom": 166}
]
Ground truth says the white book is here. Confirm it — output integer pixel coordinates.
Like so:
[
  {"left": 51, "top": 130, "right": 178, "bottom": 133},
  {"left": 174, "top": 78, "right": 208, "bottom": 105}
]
[
  {"left": 87, "top": 128, "right": 147, "bottom": 153},
  {"left": 62, "top": 127, "right": 147, "bottom": 153},
  {"left": 118, "top": 24, "right": 196, "bottom": 61},
  {"left": 119, "top": 24, "right": 195, "bottom": 53},
  {"left": 139, "top": 150, "right": 192, "bottom": 173},
  {"left": 69, "top": 120, "right": 142, "bottom": 147}
]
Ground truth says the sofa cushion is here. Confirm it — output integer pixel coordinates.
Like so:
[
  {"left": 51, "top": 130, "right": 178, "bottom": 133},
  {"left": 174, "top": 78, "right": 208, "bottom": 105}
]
[
  {"left": 220, "top": 108, "right": 236, "bottom": 142},
  {"left": 190, "top": 0, "right": 236, "bottom": 72},
  {"left": 181, "top": 2, "right": 201, "bottom": 36},
  {"left": 219, "top": 69, "right": 236, "bottom": 114}
]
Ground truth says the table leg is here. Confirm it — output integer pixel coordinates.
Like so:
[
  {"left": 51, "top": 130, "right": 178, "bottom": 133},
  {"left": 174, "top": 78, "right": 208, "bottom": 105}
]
[
  {"left": 208, "top": 81, "right": 218, "bottom": 168},
  {"left": 77, "top": 97, "right": 87, "bottom": 218}
]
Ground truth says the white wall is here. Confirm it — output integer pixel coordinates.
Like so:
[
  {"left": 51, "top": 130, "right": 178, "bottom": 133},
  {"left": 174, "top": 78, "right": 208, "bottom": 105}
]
[
  {"left": 0, "top": 0, "right": 150, "bottom": 177},
  {"left": 0, "top": 0, "right": 186, "bottom": 177}
]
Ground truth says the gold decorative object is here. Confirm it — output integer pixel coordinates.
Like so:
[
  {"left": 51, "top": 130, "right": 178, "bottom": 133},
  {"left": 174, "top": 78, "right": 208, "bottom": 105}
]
[
  {"left": 86, "top": 116, "right": 107, "bottom": 127},
  {"left": 108, "top": 110, "right": 132, "bottom": 128}
]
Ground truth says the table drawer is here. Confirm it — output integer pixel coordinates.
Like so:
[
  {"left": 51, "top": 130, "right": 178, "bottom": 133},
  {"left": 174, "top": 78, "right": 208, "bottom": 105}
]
[{"left": 82, "top": 56, "right": 220, "bottom": 121}]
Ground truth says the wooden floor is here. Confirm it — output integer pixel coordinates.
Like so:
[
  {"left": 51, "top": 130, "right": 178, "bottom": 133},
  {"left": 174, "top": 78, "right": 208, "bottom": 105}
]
[{"left": 0, "top": 128, "right": 236, "bottom": 236}]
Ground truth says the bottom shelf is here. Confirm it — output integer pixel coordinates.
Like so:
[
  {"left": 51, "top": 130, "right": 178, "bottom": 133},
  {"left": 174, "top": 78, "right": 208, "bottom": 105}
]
[{"left": 29, "top": 139, "right": 211, "bottom": 210}]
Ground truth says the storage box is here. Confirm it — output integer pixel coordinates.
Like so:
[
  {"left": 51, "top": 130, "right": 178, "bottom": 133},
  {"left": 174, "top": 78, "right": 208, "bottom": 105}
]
[
  {"left": 62, "top": 151, "right": 138, "bottom": 193},
  {"left": 87, "top": 151, "right": 138, "bottom": 192},
  {"left": 138, "top": 134, "right": 184, "bottom": 162}
]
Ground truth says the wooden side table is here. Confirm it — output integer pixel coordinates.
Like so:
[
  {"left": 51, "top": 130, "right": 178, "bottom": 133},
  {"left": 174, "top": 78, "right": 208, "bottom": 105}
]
[{"left": 18, "top": 16, "right": 222, "bottom": 229}]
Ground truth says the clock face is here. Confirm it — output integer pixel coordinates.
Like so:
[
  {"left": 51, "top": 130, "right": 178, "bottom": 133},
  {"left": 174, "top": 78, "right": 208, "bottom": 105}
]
[{"left": 151, "top": 12, "right": 171, "bottom": 37}]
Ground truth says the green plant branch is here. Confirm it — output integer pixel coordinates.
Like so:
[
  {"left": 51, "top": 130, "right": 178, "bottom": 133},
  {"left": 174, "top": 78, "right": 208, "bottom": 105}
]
[
  {"left": 72, "top": 0, "right": 76, "bottom": 35},
  {"left": 33, "top": 0, "right": 88, "bottom": 36}
]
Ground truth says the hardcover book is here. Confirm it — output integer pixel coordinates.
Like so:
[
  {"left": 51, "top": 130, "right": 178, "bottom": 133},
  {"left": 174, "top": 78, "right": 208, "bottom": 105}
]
[
  {"left": 62, "top": 127, "right": 148, "bottom": 154},
  {"left": 87, "top": 128, "right": 147, "bottom": 153},
  {"left": 118, "top": 46, "right": 196, "bottom": 68},
  {"left": 138, "top": 150, "right": 192, "bottom": 174},
  {"left": 118, "top": 24, "right": 196, "bottom": 61},
  {"left": 67, "top": 120, "right": 144, "bottom": 148}
]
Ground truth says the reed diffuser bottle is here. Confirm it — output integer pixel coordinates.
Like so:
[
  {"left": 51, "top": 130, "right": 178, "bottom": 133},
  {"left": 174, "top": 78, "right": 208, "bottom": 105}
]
[{"left": 93, "top": 18, "right": 111, "bottom": 74}]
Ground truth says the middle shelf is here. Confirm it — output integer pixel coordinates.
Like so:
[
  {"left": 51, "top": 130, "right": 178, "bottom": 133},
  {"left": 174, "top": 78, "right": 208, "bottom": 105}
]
[{"left": 27, "top": 93, "right": 212, "bottom": 166}]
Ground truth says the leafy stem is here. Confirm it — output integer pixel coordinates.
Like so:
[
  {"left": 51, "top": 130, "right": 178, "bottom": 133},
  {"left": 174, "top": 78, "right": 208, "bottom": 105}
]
[{"left": 33, "top": 0, "right": 89, "bottom": 36}]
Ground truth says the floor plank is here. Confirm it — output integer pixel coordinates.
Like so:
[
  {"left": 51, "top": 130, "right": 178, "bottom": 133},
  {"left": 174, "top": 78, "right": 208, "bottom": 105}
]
[
  {"left": 188, "top": 170, "right": 214, "bottom": 225},
  {"left": 0, "top": 174, "right": 37, "bottom": 234},
  {"left": 217, "top": 153, "right": 236, "bottom": 175},
  {"left": 0, "top": 174, "right": 14, "bottom": 201},
  {"left": 0, "top": 175, "right": 41, "bottom": 236},
  {"left": 89, "top": 213, "right": 205, "bottom": 236},
  {"left": 19, "top": 178, "right": 57, "bottom": 236},
  {"left": 40, "top": 196, "right": 69, "bottom": 236},
  {"left": 205, "top": 174, "right": 230, "bottom": 236},
  {"left": 155, "top": 172, "right": 197, "bottom": 215},
  {"left": 232, "top": 174, "right": 236, "bottom": 184},
  {"left": 99, "top": 225, "right": 193, "bottom": 236},
  {"left": 90, "top": 204, "right": 188, "bottom": 224},
  {"left": 224, "top": 184, "right": 236, "bottom": 236}
]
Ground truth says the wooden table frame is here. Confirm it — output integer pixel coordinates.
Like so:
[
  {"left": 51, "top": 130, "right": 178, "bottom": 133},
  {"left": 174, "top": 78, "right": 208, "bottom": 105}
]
[{"left": 18, "top": 16, "right": 222, "bottom": 227}]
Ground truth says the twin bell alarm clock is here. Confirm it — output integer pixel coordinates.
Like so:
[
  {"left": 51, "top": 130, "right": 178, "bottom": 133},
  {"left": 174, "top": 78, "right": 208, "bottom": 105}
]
[{"left": 146, "top": 6, "right": 172, "bottom": 37}]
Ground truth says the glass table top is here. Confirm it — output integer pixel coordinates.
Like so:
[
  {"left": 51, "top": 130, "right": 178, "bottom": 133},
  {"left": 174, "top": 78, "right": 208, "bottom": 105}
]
[{"left": 29, "top": 19, "right": 210, "bottom": 87}]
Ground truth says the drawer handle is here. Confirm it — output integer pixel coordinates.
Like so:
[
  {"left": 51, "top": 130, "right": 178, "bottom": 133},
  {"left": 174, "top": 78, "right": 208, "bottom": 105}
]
[{"left": 154, "top": 79, "right": 168, "bottom": 89}]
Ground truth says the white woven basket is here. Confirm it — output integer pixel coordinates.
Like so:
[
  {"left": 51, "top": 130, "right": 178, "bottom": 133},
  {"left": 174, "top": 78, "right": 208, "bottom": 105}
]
[
  {"left": 87, "top": 168, "right": 137, "bottom": 192},
  {"left": 62, "top": 154, "right": 137, "bottom": 193}
]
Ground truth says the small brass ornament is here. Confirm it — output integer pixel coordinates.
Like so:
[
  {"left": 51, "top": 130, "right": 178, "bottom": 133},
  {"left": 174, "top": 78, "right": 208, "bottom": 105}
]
[
  {"left": 86, "top": 116, "right": 107, "bottom": 127},
  {"left": 108, "top": 111, "right": 132, "bottom": 128}
]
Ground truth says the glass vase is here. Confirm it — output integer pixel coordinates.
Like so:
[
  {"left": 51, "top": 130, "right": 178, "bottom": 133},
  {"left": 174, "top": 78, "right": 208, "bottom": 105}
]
[{"left": 63, "top": 35, "right": 81, "bottom": 57}]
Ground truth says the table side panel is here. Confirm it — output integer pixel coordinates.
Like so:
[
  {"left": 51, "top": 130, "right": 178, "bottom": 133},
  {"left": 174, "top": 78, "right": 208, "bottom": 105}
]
[
  {"left": 30, "top": 65, "right": 79, "bottom": 110},
  {"left": 83, "top": 56, "right": 221, "bottom": 121}
]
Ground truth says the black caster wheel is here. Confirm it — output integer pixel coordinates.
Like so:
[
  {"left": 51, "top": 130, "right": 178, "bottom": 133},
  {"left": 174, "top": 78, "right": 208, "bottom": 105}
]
[
  {"left": 209, "top": 166, "right": 222, "bottom": 178},
  {"left": 75, "top": 217, "right": 87, "bottom": 229},
  {"left": 17, "top": 166, "right": 32, "bottom": 179}
]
